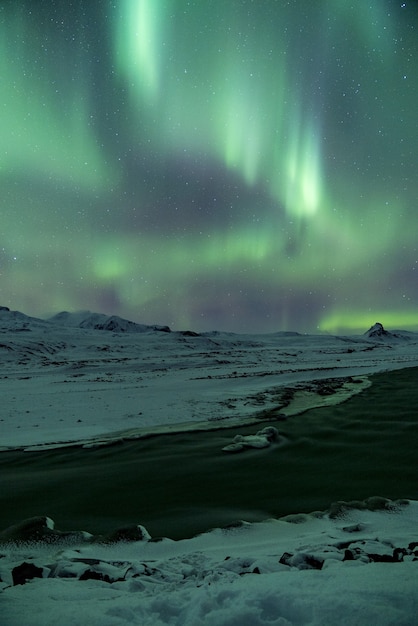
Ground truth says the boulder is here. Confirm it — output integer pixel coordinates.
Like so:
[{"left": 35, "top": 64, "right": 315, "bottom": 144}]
[{"left": 12, "top": 562, "right": 44, "bottom": 586}]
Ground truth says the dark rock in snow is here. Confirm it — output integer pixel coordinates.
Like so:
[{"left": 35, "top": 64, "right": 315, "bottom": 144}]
[
  {"left": 279, "top": 552, "right": 293, "bottom": 566},
  {"left": 367, "top": 553, "right": 396, "bottom": 563},
  {"left": 12, "top": 562, "right": 44, "bottom": 585},
  {"left": 79, "top": 569, "right": 114, "bottom": 583},
  {"left": 393, "top": 547, "right": 407, "bottom": 561},
  {"left": 302, "top": 555, "right": 324, "bottom": 570}
]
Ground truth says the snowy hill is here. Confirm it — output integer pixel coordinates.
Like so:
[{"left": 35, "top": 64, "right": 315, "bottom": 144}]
[
  {"left": 0, "top": 306, "right": 50, "bottom": 332},
  {"left": 48, "top": 310, "right": 171, "bottom": 333},
  {"left": 364, "top": 321, "right": 414, "bottom": 342}
]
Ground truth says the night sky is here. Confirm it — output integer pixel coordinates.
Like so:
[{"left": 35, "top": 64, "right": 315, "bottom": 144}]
[{"left": 1, "top": 1, "right": 417, "bottom": 334}]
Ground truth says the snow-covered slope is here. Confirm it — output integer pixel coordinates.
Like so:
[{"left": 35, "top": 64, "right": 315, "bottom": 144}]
[{"left": 48, "top": 310, "right": 171, "bottom": 333}]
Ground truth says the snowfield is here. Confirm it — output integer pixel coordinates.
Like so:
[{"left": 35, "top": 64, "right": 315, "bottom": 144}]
[
  {"left": 1, "top": 310, "right": 417, "bottom": 452},
  {"left": 1, "top": 308, "right": 418, "bottom": 625}
]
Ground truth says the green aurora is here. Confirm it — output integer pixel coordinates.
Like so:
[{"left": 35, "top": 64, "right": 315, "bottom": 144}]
[{"left": 1, "top": 0, "right": 417, "bottom": 333}]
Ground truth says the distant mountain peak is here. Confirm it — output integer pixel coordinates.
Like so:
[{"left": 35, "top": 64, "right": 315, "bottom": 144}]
[
  {"left": 364, "top": 321, "right": 413, "bottom": 342},
  {"left": 365, "top": 322, "right": 388, "bottom": 338}
]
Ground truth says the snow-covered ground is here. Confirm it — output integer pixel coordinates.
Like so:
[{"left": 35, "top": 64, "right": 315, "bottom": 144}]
[
  {"left": 1, "top": 307, "right": 418, "bottom": 624},
  {"left": 1, "top": 309, "right": 417, "bottom": 452},
  {"left": 1, "top": 502, "right": 418, "bottom": 625}
]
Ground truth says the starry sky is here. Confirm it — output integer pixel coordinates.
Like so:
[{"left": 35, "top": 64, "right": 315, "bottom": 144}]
[{"left": 1, "top": 1, "right": 417, "bottom": 334}]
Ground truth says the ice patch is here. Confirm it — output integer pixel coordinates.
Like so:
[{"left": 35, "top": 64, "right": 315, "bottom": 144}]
[{"left": 222, "top": 426, "right": 280, "bottom": 452}]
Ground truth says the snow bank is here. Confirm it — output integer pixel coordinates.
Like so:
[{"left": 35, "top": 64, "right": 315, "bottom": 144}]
[{"left": 1, "top": 500, "right": 417, "bottom": 625}]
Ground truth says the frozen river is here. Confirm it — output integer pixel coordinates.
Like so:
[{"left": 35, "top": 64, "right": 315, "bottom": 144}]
[{"left": 1, "top": 366, "right": 417, "bottom": 540}]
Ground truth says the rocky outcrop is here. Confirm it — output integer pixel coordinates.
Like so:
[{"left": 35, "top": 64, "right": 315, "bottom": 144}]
[{"left": 365, "top": 322, "right": 389, "bottom": 338}]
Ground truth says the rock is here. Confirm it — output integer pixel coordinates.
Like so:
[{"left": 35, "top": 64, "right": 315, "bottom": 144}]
[
  {"left": 79, "top": 569, "right": 114, "bottom": 583},
  {"left": 365, "top": 322, "right": 388, "bottom": 338},
  {"left": 393, "top": 547, "right": 407, "bottom": 561},
  {"left": 279, "top": 552, "right": 293, "bottom": 566},
  {"left": 12, "top": 562, "right": 44, "bottom": 585},
  {"left": 367, "top": 552, "right": 399, "bottom": 563},
  {"left": 302, "top": 555, "right": 324, "bottom": 570}
]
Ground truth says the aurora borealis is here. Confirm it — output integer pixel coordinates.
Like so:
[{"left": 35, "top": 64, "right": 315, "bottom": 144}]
[{"left": 1, "top": 1, "right": 417, "bottom": 334}]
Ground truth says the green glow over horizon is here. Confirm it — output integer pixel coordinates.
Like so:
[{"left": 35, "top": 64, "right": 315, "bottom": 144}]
[
  {"left": 1, "top": 1, "right": 417, "bottom": 333},
  {"left": 319, "top": 311, "right": 418, "bottom": 335}
]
